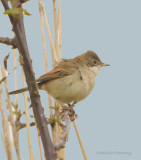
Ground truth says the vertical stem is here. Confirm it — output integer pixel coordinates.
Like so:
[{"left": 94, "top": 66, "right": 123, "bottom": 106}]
[
  {"left": 52, "top": 1, "right": 64, "bottom": 159},
  {"left": 21, "top": 67, "right": 34, "bottom": 160},
  {"left": 3, "top": 71, "right": 22, "bottom": 160},
  {"left": 73, "top": 121, "right": 88, "bottom": 160},
  {"left": 0, "top": 84, "right": 13, "bottom": 160},
  {"left": 4, "top": 79, "right": 21, "bottom": 160},
  {"left": 1, "top": 134, "right": 9, "bottom": 160},
  {"left": 38, "top": 2, "right": 48, "bottom": 73},
  {"left": 40, "top": 1, "right": 65, "bottom": 159},
  {"left": 52, "top": 123, "right": 65, "bottom": 160},
  {"left": 58, "top": 0, "right": 62, "bottom": 58},
  {"left": 13, "top": 50, "right": 21, "bottom": 160},
  {"left": 41, "top": 0, "right": 60, "bottom": 63},
  {"left": 53, "top": 0, "right": 59, "bottom": 57},
  {"left": 38, "top": 0, "right": 53, "bottom": 116},
  {"left": 14, "top": 49, "right": 18, "bottom": 105},
  {"left": 35, "top": 120, "right": 43, "bottom": 160}
]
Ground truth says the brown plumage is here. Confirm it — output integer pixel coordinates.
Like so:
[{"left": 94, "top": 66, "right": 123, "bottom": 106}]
[{"left": 9, "top": 50, "right": 109, "bottom": 105}]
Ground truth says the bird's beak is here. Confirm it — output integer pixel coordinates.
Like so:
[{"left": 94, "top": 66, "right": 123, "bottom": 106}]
[{"left": 100, "top": 63, "right": 110, "bottom": 67}]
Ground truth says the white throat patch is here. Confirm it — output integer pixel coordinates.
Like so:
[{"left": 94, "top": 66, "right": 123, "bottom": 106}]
[{"left": 89, "top": 66, "right": 100, "bottom": 75}]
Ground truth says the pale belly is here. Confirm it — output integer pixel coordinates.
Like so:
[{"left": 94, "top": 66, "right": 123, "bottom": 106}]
[{"left": 39, "top": 69, "right": 96, "bottom": 104}]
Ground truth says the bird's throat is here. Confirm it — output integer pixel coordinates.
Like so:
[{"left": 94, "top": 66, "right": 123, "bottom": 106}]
[{"left": 89, "top": 66, "right": 100, "bottom": 75}]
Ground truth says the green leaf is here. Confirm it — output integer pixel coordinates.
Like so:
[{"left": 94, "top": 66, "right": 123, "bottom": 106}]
[
  {"left": 4, "top": 8, "right": 31, "bottom": 16},
  {"left": 4, "top": 9, "right": 22, "bottom": 16},
  {"left": 23, "top": 9, "right": 32, "bottom": 16},
  {"left": 49, "top": 117, "right": 59, "bottom": 124},
  {"left": 18, "top": 54, "right": 24, "bottom": 65},
  {"left": 12, "top": 103, "right": 18, "bottom": 110},
  {"left": 49, "top": 105, "right": 60, "bottom": 111},
  {"left": 13, "top": 111, "right": 17, "bottom": 114},
  {"left": 27, "top": 97, "right": 31, "bottom": 102},
  {"left": 29, "top": 115, "right": 34, "bottom": 118}
]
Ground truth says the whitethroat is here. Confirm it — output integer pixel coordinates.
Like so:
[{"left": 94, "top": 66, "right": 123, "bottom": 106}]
[{"left": 9, "top": 50, "right": 109, "bottom": 107}]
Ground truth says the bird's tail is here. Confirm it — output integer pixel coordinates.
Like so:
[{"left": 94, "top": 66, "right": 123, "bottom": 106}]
[{"left": 9, "top": 87, "right": 28, "bottom": 95}]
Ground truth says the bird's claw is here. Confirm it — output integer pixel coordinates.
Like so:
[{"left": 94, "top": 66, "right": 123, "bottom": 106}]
[{"left": 60, "top": 106, "right": 77, "bottom": 121}]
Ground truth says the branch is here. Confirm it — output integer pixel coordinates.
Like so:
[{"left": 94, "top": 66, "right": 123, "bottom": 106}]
[
  {"left": 54, "top": 110, "right": 71, "bottom": 149},
  {"left": 16, "top": 122, "right": 35, "bottom": 131},
  {"left": 1, "top": 0, "right": 14, "bottom": 23},
  {"left": 0, "top": 37, "right": 17, "bottom": 48},
  {"left": 1, "top": 0, "right": 56, "bottom": 159}
]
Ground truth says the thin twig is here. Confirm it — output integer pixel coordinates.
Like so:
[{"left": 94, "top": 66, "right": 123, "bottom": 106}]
[
  {"left": 16, "top": 122, "right": 35, "bottom": 130},
  {"left": 0, "top": 37, "right": 17, "bottom": 48},
  {"left": 73, "top": 121, "right": 88, "bottom": 160}
]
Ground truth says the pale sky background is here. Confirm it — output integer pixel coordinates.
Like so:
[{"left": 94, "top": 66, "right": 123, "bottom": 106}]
[{"left": 0, "top": 0, "right": 141, "bottom": 160}]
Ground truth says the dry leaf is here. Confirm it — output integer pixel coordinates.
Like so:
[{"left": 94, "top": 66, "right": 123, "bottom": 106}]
[{"left": 4, "top": 52, "right": 10, "bottom": 70}]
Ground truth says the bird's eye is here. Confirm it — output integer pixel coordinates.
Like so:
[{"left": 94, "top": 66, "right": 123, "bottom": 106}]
[{"left": 93, "top": 60, "right": 97, "bottom": 64}]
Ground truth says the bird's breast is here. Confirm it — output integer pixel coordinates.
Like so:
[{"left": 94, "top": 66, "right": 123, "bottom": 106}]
[{"left": 40, "top": 68, "right": 96, "bottom": 104}]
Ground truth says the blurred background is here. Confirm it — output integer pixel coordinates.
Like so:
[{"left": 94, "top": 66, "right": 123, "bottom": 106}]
[{"left": 0, "top": 0, "right": 141, "bottom": 160}]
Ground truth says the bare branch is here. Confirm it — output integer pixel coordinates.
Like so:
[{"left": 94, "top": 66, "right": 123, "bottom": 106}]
[
  {"left": 0, "top": 37, "right": 17, "bottom": 48},
  {"left": 1, "top": 0, "right": 56, "bottom": 159},
  {"left": 1, "top": 0, "right": 14, "bottom": 23},
  {"left": 54, "top": 110, "right": 71, "bottom": 149},
  {"left": 16, "top": 122, "right": 35, "bottom": 131}
]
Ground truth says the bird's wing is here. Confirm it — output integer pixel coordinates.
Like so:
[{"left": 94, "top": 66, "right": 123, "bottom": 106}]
[{"left": 36, "top": 59, "right": 78, "bottom": 84}]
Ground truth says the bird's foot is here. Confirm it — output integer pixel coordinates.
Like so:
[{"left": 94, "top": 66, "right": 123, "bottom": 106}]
[
  {"left": 60, "top": 103, "right": 77, "bottom": 121},
  {"left": 68, "top": 103, "right": 75, "bottom": 109},
  {"left": 61, "top": 102, "right": 75, "bottom": 110}
]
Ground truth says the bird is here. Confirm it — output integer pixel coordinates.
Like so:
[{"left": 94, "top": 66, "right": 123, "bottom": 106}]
[{"left": 9, "top": 50, "right": 109, "bottom": 107}]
